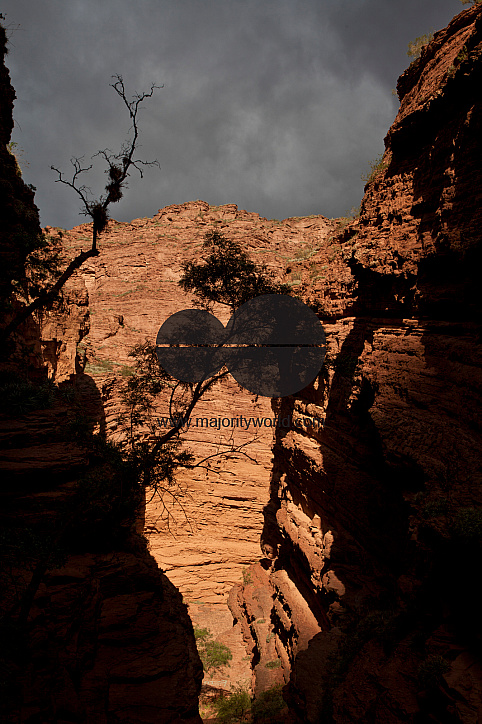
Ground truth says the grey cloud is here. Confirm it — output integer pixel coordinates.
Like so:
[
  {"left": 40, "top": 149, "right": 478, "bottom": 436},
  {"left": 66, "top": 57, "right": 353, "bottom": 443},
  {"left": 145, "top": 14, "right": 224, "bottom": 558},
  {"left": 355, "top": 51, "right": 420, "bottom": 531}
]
[{"left": 2, "top": 0, "right": 461, "bottom": 228}]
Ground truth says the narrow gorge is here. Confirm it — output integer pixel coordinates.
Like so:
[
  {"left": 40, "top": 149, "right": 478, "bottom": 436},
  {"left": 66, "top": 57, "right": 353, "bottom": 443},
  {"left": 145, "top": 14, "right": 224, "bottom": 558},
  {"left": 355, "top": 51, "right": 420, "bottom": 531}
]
[{"left": 1, "top": 4, "right": 482, "bottom": 723}]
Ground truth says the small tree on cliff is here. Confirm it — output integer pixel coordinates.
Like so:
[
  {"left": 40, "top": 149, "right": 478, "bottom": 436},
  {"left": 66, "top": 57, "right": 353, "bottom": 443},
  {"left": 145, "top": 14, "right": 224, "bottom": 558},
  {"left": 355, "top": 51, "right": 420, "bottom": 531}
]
[
  {"left": 1, "top": 75, "right": 161, "bottom": 345},
  {"left": 51, "top": 75, "right": 161, "bottom": 253},
  {"left": 116, "top": 231, "right": 291, "bottom": 520},
  {"left": 407, "top": 33, "right": 434, "bottom": 60},
  {"left": 179, "top": 229, "right": 290, "bottom": 311}
]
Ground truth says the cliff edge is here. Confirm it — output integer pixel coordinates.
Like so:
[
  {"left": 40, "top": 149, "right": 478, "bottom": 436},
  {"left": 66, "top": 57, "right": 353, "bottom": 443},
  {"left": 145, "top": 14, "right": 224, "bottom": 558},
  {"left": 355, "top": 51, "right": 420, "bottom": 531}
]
[
  {"left": 230, "top": 5, "right": 482, "bottom": 721},
  {"left": 0, "top": 21, "right": 203, "bottom": 724}
]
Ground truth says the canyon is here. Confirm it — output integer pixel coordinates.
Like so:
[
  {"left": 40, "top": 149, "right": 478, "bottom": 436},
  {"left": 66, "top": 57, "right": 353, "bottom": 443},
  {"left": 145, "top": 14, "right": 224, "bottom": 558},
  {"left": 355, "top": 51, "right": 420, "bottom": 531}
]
[
  {"left": 230, "top": 5, "right": 482, "bottom": 721},
  {"left": 46, "top": 199, "right": 338, "bottom": 699},
  {"left": 1, "top": 3, "right": 482, "bottom": 722}
]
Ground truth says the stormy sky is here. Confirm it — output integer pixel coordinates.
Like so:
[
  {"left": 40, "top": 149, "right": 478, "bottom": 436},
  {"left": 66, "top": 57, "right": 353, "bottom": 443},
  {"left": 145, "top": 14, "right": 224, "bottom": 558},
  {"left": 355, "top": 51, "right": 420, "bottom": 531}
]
[{"left": 3, "top": 0, "right": 461, "bottom": 229}]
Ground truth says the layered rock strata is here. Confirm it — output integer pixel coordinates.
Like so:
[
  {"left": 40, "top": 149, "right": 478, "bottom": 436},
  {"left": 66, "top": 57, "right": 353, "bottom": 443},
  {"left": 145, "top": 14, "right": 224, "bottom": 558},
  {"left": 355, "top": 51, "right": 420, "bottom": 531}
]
[
  {"left": 57, "top": 202, "right": 337, "bottom": 698},
  {"left": 231, "top": 5, "right": 482, "bottom": 721},
  {"left": 0, "top": 27, "right": 203, "bottom": 722},
  {"left": 59, "top": 201, "right": 336, "bottom": 605}
]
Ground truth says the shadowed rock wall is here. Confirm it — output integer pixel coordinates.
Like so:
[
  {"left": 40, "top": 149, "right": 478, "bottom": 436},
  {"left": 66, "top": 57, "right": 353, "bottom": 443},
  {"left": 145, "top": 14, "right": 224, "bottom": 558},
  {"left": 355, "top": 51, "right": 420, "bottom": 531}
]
[
  {"left": 230, "top": 6, "right": 482, "bottom": 721},
  {"left": 0, "top": 25, "right": 203, "bottom": 723}
]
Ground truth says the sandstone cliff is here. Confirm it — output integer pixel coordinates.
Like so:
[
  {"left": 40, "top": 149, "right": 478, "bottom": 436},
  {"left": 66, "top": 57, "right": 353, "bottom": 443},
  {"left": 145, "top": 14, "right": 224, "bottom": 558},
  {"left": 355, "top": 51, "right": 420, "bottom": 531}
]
[
  {"left": 59, "top": 200, "right": 335, "bottom": 607},
  {"left": 0, "top": 23, "right": 203, "bottom": 723},
  {"left": 54, "top": 200, "right": 337, "bottom": 698},
  {"left": 3, "top": 4, "right": 482, "bottom": 721},
  {"left": 230, "top": 5, "right": 482, "bottom": 721}
]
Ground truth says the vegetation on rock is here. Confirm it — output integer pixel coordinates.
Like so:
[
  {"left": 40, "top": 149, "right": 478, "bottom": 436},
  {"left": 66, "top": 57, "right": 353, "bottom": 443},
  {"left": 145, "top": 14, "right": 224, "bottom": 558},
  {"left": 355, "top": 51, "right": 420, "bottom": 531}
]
[
  {"left": 194, "top": 626, "right": 233, "bottom": 675},
  {"left": 361, "top": 153, "right": 389, "bottom": 185},
  {"left": 1, "top": 71, "right": 161, "bottom": 346},
  {"left": 407, "top": 33, "right": 434, "bottom": 60},
  {"left": 213, "top": 683, "right": 286, "bottom": 724},
  {"left": 180, "top": 229, "right": 291, "bottom": 311}
]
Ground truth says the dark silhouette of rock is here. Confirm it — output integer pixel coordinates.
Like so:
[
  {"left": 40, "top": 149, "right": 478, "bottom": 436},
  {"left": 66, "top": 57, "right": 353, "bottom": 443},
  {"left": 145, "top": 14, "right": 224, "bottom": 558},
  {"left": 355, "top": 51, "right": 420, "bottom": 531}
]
[{"left": 233, "top": 5, "right": 482, "bottom": 722}]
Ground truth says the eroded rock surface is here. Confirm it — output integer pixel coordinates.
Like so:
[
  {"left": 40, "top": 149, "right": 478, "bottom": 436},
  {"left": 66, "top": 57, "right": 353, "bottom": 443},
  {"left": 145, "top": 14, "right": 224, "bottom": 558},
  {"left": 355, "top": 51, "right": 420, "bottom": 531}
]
[
  {"left": 53, "top": 201, "right": 337, "bottom": 704},
  {"left": 233, "top": 5, "right": 482, "bottom": 722},
  {"left": 0, "top": 25, "right": 203, "bottom": 722},
  {"left": 59, "top": 201, "right": 336, "bottom": 605}
]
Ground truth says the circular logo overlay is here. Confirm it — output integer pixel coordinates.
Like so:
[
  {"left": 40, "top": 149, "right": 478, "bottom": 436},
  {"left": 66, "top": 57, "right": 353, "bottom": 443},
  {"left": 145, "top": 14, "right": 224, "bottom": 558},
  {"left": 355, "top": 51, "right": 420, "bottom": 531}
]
[{"left": 156, "top": 294, "right": 326, "bottom": 397}]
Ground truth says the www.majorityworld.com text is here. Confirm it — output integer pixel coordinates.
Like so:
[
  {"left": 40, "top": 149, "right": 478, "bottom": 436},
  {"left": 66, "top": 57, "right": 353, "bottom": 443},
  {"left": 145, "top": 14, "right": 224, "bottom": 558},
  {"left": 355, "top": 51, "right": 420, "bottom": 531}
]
[{"left": 157, "top": 415, "right": 325, "bottom": 431}]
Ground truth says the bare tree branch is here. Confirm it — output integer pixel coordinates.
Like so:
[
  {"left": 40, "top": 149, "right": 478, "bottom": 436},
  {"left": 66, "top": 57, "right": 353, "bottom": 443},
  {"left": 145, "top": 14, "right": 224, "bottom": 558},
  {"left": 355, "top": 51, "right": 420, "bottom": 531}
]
[
  {"left": 0, "top": 246, "right": 99, "bottom": 345},
  {"left": 186, "top": 434, "right": 262, "bottom": 470},
  {"left": 1, "top": 76, "right": 161, "bottom": 346}
]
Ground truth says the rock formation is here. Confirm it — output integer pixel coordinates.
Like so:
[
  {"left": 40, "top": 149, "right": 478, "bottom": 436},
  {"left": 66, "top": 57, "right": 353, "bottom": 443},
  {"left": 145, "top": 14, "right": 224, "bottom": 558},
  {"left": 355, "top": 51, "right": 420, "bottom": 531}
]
[
  {"left": 0, "top": 25, "right": 41, "bottom": 302},
  {"left": 0, "top": 23, "right": 203, "bottom": 723},
  {"left": 61, "top": 200, "right": 336, "bottom": 608},
  {"left": 56, "top": 201, "right": 337, "bottom": 696},
  {"left": 2, "top": 4, "right": 482, "bottom": 721},
  {"left": 230, "top": 4, "right": 482, "bottom": 721}
]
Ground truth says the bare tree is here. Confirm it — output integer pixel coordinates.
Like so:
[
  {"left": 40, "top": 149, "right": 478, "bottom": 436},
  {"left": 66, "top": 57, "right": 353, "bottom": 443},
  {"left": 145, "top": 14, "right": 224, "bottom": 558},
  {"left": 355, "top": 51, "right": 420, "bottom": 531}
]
[
  {"left": 118, "top": 341, "right": 263, "bottom": 534},
  {"left": 1, "top": 75, "right": 161, "bottom": 345},
  {"left": 116, "top": 232, "right": 290, "bottom": 522}
]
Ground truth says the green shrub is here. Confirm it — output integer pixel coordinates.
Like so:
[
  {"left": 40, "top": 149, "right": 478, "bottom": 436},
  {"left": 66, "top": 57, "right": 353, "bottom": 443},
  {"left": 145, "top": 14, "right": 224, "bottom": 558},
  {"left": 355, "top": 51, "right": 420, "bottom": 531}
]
[
  {"left": 194, "top": 626, "right": 210, "bottom": 642},
  {"left": 83, "top": 359, "right": 114, "bottom": 375},
  {"left": 251, "top": 684, "right": 285, "bottom": 723},
  {"left": 335, "top": 205, "right": 360, "bottom": 229},
  {"left": 64, "top": 412, "right": 94, "bottom": 442},
  {"left": 119, "top": 365, "right": 134, "bottom": 378},
  {"left": 457, "top": 45, "right": 469, "bottom": 63},
  {"left": 407, "top": 33, "right": 434, "bottom": 60},
  {"left": 451, "top": 507, "right": 482, "bottom": 544},
  {"left": 7, "top": 141, "right": 24, "bottom": 177},
  {"left": 242, "top": 567, "right": 253, "bottom": 585},
  {"left": 361, "top": 154, "right": 389, "bottom": 185},
  {"left": 422, "top": 497, "right": 449, "bottom": 519},
  {"left": 203, "top": 640, "right": 232, "bottom": 674},
  {"left": 286, "top": 244, "right": 320, "bottom": 262},
  {"left": 0, "top": 373, "right": 57, "bottom": 416},
  {"left": 417, "top": 655, "right": 450, "bottom": 689},
  {"left": 265, "top": 659, "right": 281, "bottom": 669},
  {"left": 214, "top": 683, "right": 251, "bottom": 723},
  {"left": 194, "top": 626, "right": 232, "bottom": 675},
  {"left": 57, "top": 383, "right": 77, "bottom": 403}
]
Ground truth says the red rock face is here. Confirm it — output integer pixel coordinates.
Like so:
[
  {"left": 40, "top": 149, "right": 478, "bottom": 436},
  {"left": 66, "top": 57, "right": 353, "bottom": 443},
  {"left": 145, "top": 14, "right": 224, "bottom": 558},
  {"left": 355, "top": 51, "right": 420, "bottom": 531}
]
[
  {"left": 59, "top": 201, "right": 336, "bottom": 608},
  {"left": 3, "top": 5, "right": 482, "bottom": 720},
  {"left": 57, "top": 201, "right": 337, "bottom": 700},
  {"left": 232, "top": 5, "right": 482, "bottom": 722},
  {"left": 0, "top": 31, "right": 203, "bottom": 723}
]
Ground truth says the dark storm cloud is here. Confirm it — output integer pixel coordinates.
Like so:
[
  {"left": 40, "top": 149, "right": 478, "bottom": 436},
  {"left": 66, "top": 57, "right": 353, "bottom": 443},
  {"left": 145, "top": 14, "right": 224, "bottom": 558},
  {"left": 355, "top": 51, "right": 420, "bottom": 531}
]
[{"left": 2, "top": 0, "right": 461, "bottom": 228}]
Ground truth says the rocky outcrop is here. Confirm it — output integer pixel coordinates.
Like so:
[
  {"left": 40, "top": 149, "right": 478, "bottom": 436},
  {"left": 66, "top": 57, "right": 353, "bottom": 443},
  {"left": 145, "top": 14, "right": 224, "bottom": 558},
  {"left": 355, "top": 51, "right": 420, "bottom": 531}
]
[
  {"left": 0, "top": 388, "right": 204, "bottom": 723},
  {"left": 3, "top": 541, "right": 203, "bottom": 723},
  {"left": 54, "top": 201, "right": 336, "bottom": 700},
  {"left": 60, "top": 201, "right": 336, "bottom": 605},
  {"left": 0, "top": 24, "right": 42, "bottom": 303},
  {"left": 232, "top": 5, "right": 482, "bottom": 722},
  {"left": 0, "top": 26, "right": 203, "bottom": 723},
  {"left": 0, "top": 21, "right": 89, "bottom": 382}
]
